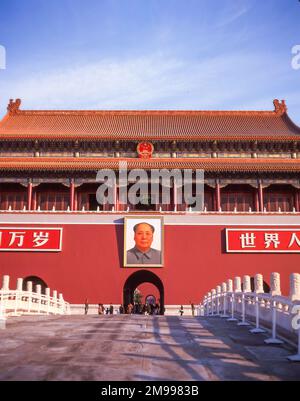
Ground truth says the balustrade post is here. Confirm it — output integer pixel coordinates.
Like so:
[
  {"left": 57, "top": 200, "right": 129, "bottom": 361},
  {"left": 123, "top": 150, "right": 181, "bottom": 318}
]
[
  {"left": 234, "top": 277, "right": 242, "bottom": 293},
  {"left": 270, "top": 272, "right": 281, "bottom": 297},
  {"left": 211, "top": 289, "right": 216, "bottom": 315},
  {"left": 45, "top": 288, "right": 51, "bottom": 314},
  {"left": 2, "top": 275, "right": 10, "bottom": 290},
  {"left": 205, "top": 294, "right": 209, "bottom": 316},
  {"left": 216, "top": 286, "right": 221, "bottom": 316},
  {"left": 287, "top": 306, "right": 300, "bottom": 362},
  {"left": 59, "top": 293, "right": 64, "bottom": 314},
  {"left": 227, "top": 279, "right": 237, "bottom": 322},
  {"left": 203, "top": 295, "right": 207, "bottom": 316},
  {"left": 231, "top": 277, "right": 241, "bottom": 322},
  {"left": 238, "top": 275, "right": 251, "bottom": 326},
  {"left": 207, "top": 292, "right": 212, "bottom": 316},
  {"left": 13, "top": 278, "right": 23, "bottom": 315},
  {"left": 199, "top": 303, "right": 204, "bottom": 317},
  {"left": 289, "top": 273, "right": 300, "bottom": 302},
  {"left": 0, "top": 275, "right": 10, "bottom": 327},
  {"left": 27, "top": 281, "right": 32, "bottom": 313},
  {"left": 53, "top": 290, "right": 58, "bottom": 315},
  {"left": 0, "top": 276, "right": 6, "bottom": 328},
  {"left": 0, "top": 302, "right": 6, "bottom": 329},
  {"left": 36, "top": 285, "right": 42, "bottom": 314},
  {"left": 265, "top": 273, "right": 283, "bottom": 344},
  {"left": 220, "top": 282, "right": 229, "bottom": 318},
  {"left": 287, "top": 273, "right": 300, "bottom": 361},
  {"left": 250, "top": 274, "right": 266, "bottom": 334},
  {"left": 16, "top": 278, "right": 23, "bottom": 291},
  {"left": 234, "top": 277, "right": 242, "bottom": 319}
]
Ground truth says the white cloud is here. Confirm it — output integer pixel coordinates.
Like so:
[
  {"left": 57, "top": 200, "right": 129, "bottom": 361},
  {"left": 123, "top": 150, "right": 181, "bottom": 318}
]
[
  {"left": 216, "top": 6, "right": 250, "bottom": 28},
  {"left": 0, "top": 51, "right": 299, "bottom": 125},
  {"left": 0, "top": 45, "right": 6, "bottom": 70},
  {"left": 0, "top": 53, "right": 267, "bottom": 108}
]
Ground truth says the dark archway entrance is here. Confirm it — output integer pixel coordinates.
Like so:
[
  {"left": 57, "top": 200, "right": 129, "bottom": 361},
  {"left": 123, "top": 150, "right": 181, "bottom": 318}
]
[
  {"left": 123, "top": 270, "right": 164, "bottom": 315},
  {"left": 23, "top": 276, "right": 48, "bottom": 294}
]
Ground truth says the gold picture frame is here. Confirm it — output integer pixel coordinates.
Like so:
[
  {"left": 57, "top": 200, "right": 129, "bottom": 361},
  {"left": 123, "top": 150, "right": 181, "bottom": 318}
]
[{"left": 123, "top": 216, "right": 164, "bottom": 267}]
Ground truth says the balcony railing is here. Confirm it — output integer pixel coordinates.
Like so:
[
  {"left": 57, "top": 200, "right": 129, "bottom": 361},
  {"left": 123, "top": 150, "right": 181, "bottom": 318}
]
[
  {"left": 1, "top": 206, "right": 300, "bottom": 214},
  {"left": 200, "top": 273, "right": 300, "bottom": 362},
  {"left": 0, "top": 275, "right": 71, "bottom": 329}
]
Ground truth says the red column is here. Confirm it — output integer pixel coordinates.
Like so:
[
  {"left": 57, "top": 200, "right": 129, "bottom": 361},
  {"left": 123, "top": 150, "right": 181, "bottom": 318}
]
[
  {"left": 74, "top": 189, "right": 78, "bottom": 211},
  {"left": 295, "top": 189, "right": 300, "bottom": 212},
  {"left": 27, "top": 181, "right": 32, "bottom": 211},
  {"left": 32, "top": 189, "right": 37, "bottom": 211},
  {"left": 258, "top": 180, "right": 264, "bottom": 212},
  {"left": 255, "top": 190, "right": 259, "bottom": 212},
  {"left": 215, "top": 180, "right": 221, "bottom": 211},
  {"left": 70, "top": 180, "right": 75, "bottom": 211}
]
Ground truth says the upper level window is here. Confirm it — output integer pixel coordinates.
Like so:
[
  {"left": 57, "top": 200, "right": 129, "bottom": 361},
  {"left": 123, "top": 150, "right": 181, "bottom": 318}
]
[
  {"left": 38, "top": 192, "right": 69, "bottom": 211},
  {"left": 0, "top": 192, "right": 26, "bottom": 210},
  {"left": 263, "top": 191, "right": 295, "bottom": 212},
  {"left": 221, "top": 190, "right": 255, "bottom": 212}
]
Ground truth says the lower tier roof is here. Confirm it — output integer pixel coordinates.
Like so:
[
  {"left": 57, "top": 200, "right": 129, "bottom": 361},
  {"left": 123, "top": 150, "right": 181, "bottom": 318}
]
[{"left": 0, "top": 157, "right": 300, "bottom": 172}]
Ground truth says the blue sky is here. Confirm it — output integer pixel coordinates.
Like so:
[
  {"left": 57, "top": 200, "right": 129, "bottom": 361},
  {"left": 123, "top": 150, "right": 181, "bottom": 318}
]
[{"left": 0, "top": 0, "right": 299, "bottom": 124}]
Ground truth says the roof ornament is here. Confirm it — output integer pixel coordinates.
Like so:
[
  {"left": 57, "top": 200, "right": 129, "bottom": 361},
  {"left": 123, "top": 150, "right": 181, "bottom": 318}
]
[
  {"left": 273, "top": 99, "right": 287, "bottom": 115},
  {"left": 7, "top": 98, "right": 21, "bottom": 114}
]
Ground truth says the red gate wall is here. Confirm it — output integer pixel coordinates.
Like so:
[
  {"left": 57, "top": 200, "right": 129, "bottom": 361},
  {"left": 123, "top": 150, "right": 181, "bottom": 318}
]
[{"left": 0, "top": 222, "right": 299, "bottom": 304}]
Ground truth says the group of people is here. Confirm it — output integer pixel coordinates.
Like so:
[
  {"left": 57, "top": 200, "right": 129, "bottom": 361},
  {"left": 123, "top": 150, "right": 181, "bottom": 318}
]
[
  {"left": 100, "top": 302, "right": 162, "bottom": 315},
  {"left": 127, "top": 302, "right": 161, "bottom": 315},
  {"left": 95, "top": 302, "right": 161, "bottom": 315},
  {"left": 97, "top": 303, "right": 114, "bottom": 315},
  {"left": 85, "top": 298, "right": 196, "bottom": 316},
  {"left": 84, "top": 300, "right": 115, "bottom": 315},
  {"left": 84, "top": 298, "right": 162, "bottom": 315}
]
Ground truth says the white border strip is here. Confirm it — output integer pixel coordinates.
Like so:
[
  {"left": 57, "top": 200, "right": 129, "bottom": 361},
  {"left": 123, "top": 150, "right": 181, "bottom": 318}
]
[
  {"left": 0, "top": 227, "right": 63, "bottom": 252},
  {"left": 1, "top": 214, "right": 300, "bottom": 226},
  {"left": 226, "top": 228, "right": 300, "bottom": 253}
]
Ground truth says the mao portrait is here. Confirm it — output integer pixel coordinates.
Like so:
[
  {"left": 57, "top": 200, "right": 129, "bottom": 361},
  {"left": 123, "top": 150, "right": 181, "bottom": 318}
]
[{"left": 124, "top": 217, "right": 164, "bottom": 267}]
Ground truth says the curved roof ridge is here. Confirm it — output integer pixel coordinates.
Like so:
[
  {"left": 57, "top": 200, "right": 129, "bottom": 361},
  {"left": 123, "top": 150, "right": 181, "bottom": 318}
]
[
  {"left": 3, "top": 97, "right": 290, "bottom": 116},
  {"left": 1, "top": 98, "right": 299, "bottom": 140},
  {"left": 11, "top": 109, "right": 278, "bottom": 116}
]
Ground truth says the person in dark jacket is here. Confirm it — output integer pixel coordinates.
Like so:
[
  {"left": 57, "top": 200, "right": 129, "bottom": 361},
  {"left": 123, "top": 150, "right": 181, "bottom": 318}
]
[
  {"left": 84, "top": 298, "right": 89, "bottom": 315},
  {"left": 179, "top": 305, "right": 184, "bottom": 316}
]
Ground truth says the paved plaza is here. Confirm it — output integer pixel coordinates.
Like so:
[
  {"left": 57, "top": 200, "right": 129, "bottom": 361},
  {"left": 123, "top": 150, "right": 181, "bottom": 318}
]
[{"left": 0, "top": 314, "right": 300, "bottom": 381}]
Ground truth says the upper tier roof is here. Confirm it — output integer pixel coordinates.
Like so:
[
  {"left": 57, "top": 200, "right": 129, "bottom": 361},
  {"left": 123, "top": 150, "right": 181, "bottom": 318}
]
[{"left": 0, "top": 98, "right": 299, "bottom": 141}]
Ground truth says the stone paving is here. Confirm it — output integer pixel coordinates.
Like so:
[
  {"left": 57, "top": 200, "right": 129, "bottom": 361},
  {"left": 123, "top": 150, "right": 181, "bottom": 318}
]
[{"left": 0, "top": 314, "right": 300, "bottom": 381}]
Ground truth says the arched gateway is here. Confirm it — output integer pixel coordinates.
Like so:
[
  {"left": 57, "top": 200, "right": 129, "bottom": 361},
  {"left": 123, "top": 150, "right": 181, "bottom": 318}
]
[{"left": 123, "top": 270, "right": 164, "bottom": 315}]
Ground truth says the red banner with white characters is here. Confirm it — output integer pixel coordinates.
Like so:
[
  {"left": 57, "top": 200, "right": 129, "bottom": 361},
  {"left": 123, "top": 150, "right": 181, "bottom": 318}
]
[
  {"left": 0, "top": 227, "right": 62, "bottom": 252},
  {"left": 226, "top": 229, "right": 300, "bottom": 253}
]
